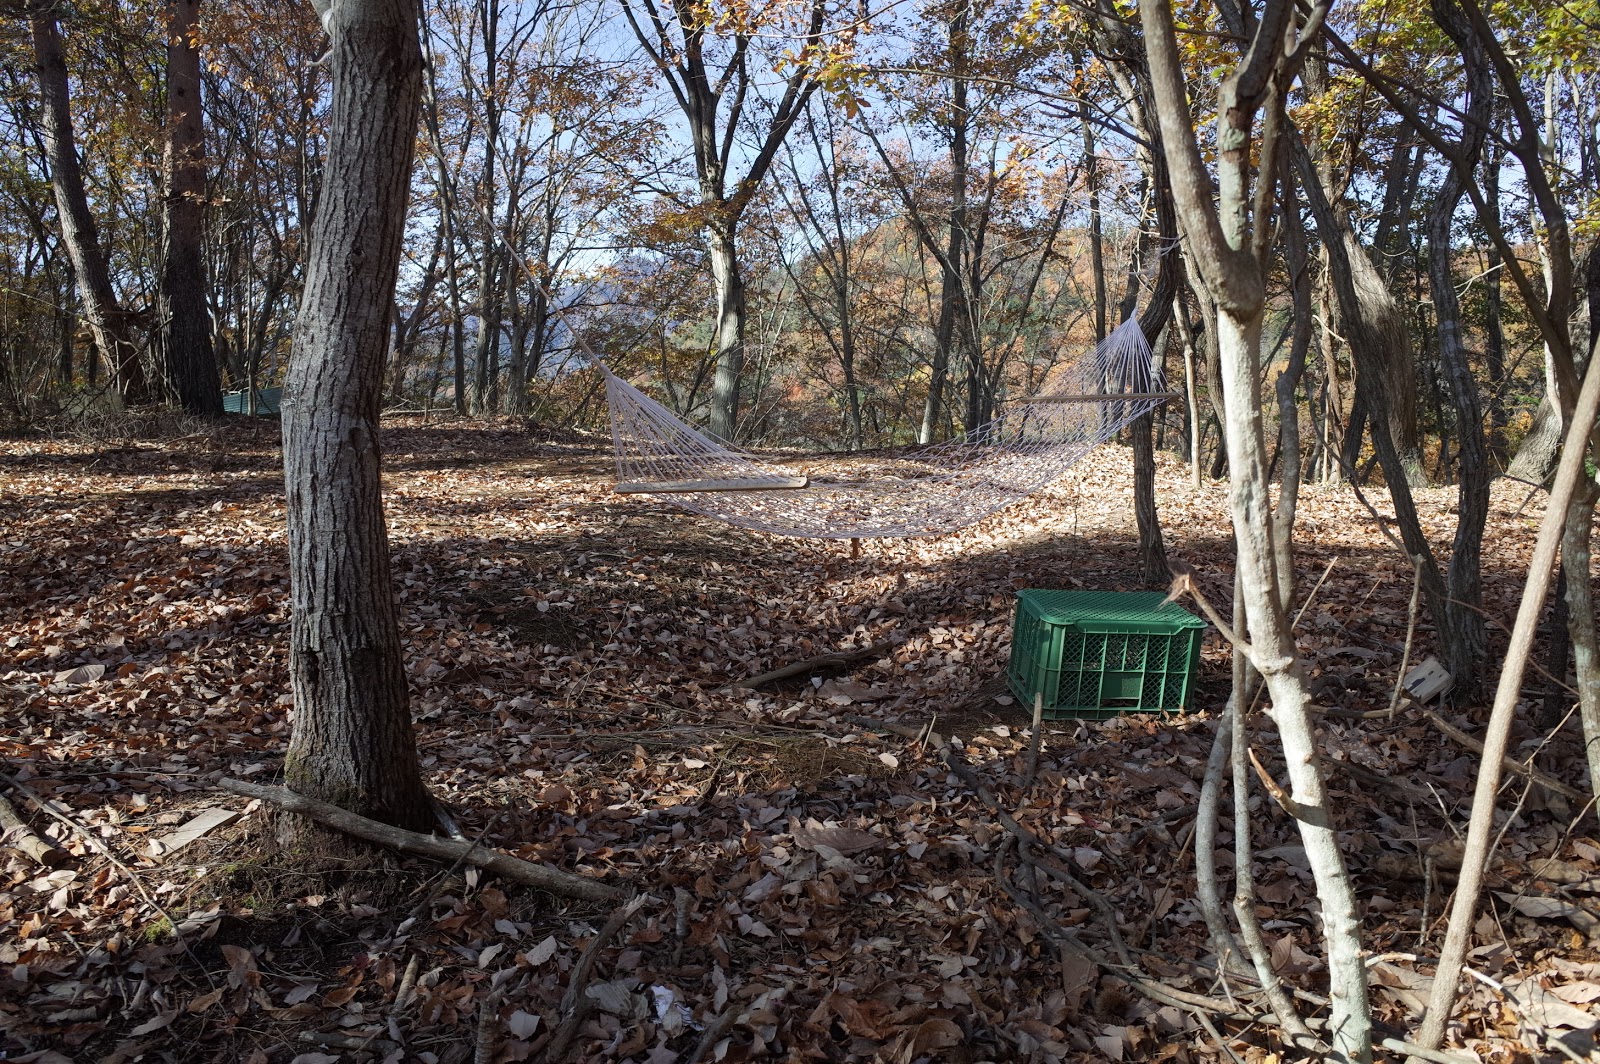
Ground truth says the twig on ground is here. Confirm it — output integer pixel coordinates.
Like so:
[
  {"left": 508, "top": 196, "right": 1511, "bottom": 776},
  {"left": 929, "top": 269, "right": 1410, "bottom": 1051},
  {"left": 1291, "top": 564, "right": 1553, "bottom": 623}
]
[
  {"left": 1379, "top": 1037, "right": 1480, "bottom": 1064},
  {"left": 474, "top": 991, "right": 502, "bottom": 1064},
  {"left": 686, "top": 1005, "right": 741, "bottom": 1064},
  {"left": 219, "top": 780, "right": 624, "bottom": 901},
  {"left": 1024, "top": 693, "right": 1044, "bottom": 787},
  {"left": 1390, "top": 555, "right": 1426, "bottom": 718},
  {"left": 672, "top": 886, "right": 691, "bottom": 967},
  {"left": 1196, "top": 1010, "right": 1247, "bottom": 1064},
  {"left": 1336, "top": 760, "right": 1436, "bottom": 805},
  {"left": 542, "top": 894, "right": 648, "bottom": 1063},
  {"left": 846, "top": 716, "right": 924, "bottom": 742},
  {"left": 300, "top": 1030, "right": 399, "bottom": 1055},
  {"left": 1291, "top": 557, "right": 1339, "bottom": 630},
  {"left": 406, "top": 814, "right": 504, "bottom": 921},
  {"left": 989, "top": 838, "right": 1258, "bottom": 1022},
  {"left": 391, "top": 954, "right": 421, "bottom": 1014},
  {"left": 1322, "top": 706, "right": 1407, "bottom": 720},
  {"left": 852, "top": 716, "right": 1324, "bottom": 1043}
]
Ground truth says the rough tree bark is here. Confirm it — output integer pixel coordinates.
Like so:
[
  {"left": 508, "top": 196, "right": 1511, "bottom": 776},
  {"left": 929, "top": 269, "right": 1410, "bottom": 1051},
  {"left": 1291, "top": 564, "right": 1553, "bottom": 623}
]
[
  {"left": 1140, "top": 0, "right": 1370, "bottom": 1058},
  {"left": 29, "top": 7, "right": 149, "bottom": 405},
  {"left": 158, "top": 0, "right": 223, "bottom": 415},
  {"left": 705, "top": 220, "right": 748, "bottom": 440},
  {"left": 1482, "top": 139, "right": 1508, "bottom": 464},
  {"left": 1507, "top": 395, "right": 1564, "bottom": 483},
  {"left": 1420, "top": 0, "right": 1494, "bottom": 692},
  {"left": 1508, "top": 72, "right": 1576, "bottom": 485},
  {"left": 469, "top": 0, "right": 503, "bottom": 416},
  {"left": 918, "top": 0, "right": 971, "bottom": 445},
  {"left": 1564, "top": 248, "right": 1600, "bottom": 831},
  {"left": 1081, "top": 89, "right": 1107, "bottom": 346},
  {"left": 1297, "top": 60, "right": 1425, "bottom": 489},
  {"left": 282, "top": 0, "right": 433, "bottom": 832}
]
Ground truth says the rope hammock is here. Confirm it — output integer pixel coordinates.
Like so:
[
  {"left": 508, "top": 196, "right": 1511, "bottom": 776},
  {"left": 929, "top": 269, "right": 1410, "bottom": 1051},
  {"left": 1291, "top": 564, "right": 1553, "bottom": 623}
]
[{"left": 601, "top": 315, "right": 1175, "bottom": 539}]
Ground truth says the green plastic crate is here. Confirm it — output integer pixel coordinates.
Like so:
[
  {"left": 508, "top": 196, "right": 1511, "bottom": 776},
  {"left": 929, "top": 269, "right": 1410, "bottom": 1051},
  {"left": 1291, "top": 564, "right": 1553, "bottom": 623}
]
[{"left": 1007, "top": 590, "right": 1207, "bottom": 720}]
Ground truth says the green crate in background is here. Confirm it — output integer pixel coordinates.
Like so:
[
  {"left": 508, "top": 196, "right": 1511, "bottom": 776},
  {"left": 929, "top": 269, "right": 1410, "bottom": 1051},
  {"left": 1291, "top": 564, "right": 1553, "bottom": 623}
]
[{"left": 1007, "top": 590, "right": 1207, "bottom": 720}]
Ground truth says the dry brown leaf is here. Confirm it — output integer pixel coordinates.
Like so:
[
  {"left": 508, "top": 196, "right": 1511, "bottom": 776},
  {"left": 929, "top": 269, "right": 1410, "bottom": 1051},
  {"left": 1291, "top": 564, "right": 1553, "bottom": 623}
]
[{"left": 791, "top": 819, "right": 883, "bottom": 854}]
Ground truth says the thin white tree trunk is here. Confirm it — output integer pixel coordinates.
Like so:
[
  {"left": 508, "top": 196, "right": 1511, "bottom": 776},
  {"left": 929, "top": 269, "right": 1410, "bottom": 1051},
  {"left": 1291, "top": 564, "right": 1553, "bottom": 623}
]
[
  {"left": 1139, "top": 0, "right": 1368, "bottom": 1053},
  {"left": 1214, "top": 311, "right": 1371, "bottom": 1062}
]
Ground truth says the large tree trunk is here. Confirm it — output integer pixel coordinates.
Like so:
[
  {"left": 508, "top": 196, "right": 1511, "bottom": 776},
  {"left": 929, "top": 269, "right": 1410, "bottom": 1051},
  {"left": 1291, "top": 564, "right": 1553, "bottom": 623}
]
[
  {"left": 468, "top": 0, "right": 503, "bottom": 417},
  {"left": 1340, "top": 230, "right": 1426, "bottom": 487},
  {"left": 1132, "top": 225, "right": 1178, "bottom": 588},
  {"left": 1483, "top": 143, "right": 1509, "bottom": 465},
  {"left": 472, "top": 246, "right": 503, "bottom": 414},
  {"left": 1508, "top": 84, "right": 1579, "bottom": 486},
  {"left": 507, "top": 262, "right": 548, "bottom": 418},
  {"left": 1565, "top": 479, "right": 1600, "bottom": 804},
  {"left": 918, "top": 19, "right": 969, "bottom": 446},
  {"left": 1418, "top": 0, "right": 1493, "bottom": 694},
  {"left": 1507, "top": 394, "right": 1564, "bottom": 484},
  {"left": 282, "top": 0, "right": 432, "bottom": 832},
  {"left": 417, "top": 18, "right": 468, "bottom": 416},
  {"left": 30, "top": 11, "right": 149, "bottom": 405},
  {"left": 836, "top": 263, "right": 863, "bottom": 449},
  {"left": 158, "top": 0, "right": 223, "bottom": 415},
  {"left": 706, "top": 220, "right": 747, "bottom": 441}
]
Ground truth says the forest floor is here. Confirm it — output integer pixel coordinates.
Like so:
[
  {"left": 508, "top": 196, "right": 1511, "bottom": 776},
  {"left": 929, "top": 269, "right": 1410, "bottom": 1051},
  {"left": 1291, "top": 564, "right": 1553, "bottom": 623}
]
[{"left": 1, "top": 414, "right": 1597, "bottom": 1064}]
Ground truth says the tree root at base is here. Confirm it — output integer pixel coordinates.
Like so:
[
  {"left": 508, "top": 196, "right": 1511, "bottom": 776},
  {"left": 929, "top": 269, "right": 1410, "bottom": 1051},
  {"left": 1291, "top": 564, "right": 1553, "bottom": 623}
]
[{"left": 219, "top": 779, "right": 625, "bottom": 902}]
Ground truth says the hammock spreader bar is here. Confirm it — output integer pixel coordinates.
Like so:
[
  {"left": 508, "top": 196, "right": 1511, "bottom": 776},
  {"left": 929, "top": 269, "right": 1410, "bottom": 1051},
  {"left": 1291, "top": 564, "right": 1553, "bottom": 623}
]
[{"left": 614, "top": 475, "right": 809, "bottom": 494}]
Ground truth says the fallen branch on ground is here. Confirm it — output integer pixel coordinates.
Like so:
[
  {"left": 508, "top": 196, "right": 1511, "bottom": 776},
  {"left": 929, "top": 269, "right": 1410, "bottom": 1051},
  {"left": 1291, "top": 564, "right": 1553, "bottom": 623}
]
[
  {"left": 0, "top": 789, "right": 71, "bottom": 867},
  {"left": 1335, "top": 759, "right": 1436, "bottom": 805},
  {"left": 542, "top": 894, "right": 649, "bottom": 1062},
  {"left": 0, "top": 770, "right": 209, "bottom": 988},
  {"left": 1416, "top": 705, "right": 1586, "bottom": 803},
  {"left": 686, "top": 1005, "right": 741, "bottom": 1064},
  {"left": 219, "top": 780, "right": 625, "bottom": 902},
  {"left": 722, "top": 638, "right": 898, "bottom": 691}
]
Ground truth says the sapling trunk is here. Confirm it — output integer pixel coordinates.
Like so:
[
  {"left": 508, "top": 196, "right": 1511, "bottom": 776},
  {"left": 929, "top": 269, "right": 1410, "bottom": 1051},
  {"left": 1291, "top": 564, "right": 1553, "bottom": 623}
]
[
  {"left": 1216, "top": 311, "right": 1370, "bottom": 1062},
  {"left": 1139, "top": 0, "right": 1369, "bottom": 1051},
  {"left": 1416, "top": 333, "right": 1600, "bottom": 1049}
]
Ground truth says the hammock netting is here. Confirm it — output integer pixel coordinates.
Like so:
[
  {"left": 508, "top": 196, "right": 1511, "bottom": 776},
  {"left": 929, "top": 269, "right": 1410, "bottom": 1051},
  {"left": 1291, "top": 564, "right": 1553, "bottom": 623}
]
[{"left": 603, "top": 315, "right": 1170, "bottom": 539}]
